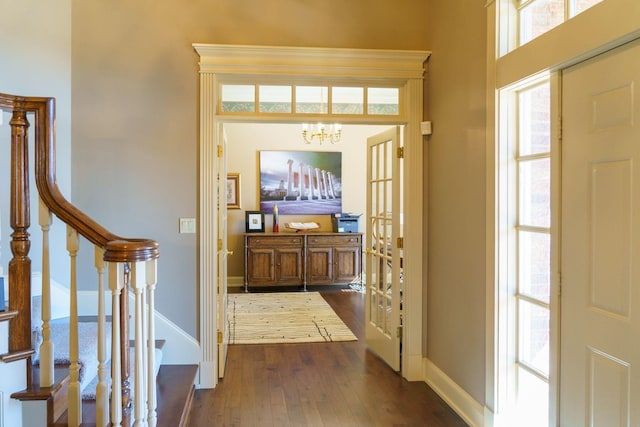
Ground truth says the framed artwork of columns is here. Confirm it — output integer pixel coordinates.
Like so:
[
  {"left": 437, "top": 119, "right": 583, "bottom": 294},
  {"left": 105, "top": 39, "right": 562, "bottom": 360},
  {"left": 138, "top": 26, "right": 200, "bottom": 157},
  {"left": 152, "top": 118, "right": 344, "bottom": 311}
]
[{"left": 259, "top": 150, "right": 342, "bottom": 215}]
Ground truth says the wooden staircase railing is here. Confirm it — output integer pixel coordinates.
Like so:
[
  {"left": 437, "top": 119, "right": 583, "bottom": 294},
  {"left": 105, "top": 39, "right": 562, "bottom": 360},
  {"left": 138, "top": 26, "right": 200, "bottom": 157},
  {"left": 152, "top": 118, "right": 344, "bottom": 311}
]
[{"left": 1, "top": 93, "right": 160, "bottom": 426}]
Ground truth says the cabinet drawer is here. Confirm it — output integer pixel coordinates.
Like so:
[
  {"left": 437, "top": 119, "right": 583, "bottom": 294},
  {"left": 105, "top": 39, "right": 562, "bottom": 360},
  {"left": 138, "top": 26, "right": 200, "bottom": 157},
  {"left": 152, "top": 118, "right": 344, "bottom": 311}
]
[
  {"left": 247, "top": 235, "right": 304, "bottom": 247},
  {"left": 307, "top": 235, "right": 361, "bottom": 246}
]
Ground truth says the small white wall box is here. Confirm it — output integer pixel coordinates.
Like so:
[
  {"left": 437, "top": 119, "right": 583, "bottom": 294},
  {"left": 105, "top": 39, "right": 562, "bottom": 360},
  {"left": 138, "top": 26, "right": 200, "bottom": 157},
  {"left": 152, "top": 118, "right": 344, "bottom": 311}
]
[
  {"left": 331, "top": 213, "right": 360, "bottom": 233},
  {"left": 421, "top": 121, "right": 432, "bottom": 135}
]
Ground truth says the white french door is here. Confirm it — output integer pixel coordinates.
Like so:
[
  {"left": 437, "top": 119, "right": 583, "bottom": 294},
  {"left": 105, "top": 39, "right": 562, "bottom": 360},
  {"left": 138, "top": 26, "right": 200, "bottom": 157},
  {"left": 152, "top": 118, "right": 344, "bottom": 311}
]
[
  {"left": 560, "top": 38, "right": 640, "bottom": 425},
  {"left": 217, "top": 129, "right": 230, "bottom": 378},
  {"left": 365, "top": 126, "right": 403, "bottom": 371}
]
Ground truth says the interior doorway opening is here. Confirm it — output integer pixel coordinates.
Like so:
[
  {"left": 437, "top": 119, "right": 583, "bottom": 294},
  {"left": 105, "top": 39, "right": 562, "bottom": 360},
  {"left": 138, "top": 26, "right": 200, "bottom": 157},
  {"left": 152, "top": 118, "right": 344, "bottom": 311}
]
[{"left": 194, "top": 44, "right": 429, "bottom": 388}]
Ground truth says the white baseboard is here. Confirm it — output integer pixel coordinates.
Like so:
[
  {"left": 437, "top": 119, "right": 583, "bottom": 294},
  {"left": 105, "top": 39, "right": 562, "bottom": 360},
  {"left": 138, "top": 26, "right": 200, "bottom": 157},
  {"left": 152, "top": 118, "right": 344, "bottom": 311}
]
[
  {"left": 77, "top": 290, "right": 200, "bottom": 365},
  {"left": 198, "top": 361, "right": 216, "bottom": 389},
  {"left": 423, "top": 358, "right": 484, "bottom": 427}
]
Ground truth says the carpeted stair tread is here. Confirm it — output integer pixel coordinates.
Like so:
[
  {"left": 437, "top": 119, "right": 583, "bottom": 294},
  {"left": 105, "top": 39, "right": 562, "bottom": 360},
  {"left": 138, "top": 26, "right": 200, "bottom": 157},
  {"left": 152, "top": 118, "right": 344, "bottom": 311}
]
[{"left": 32, "top": 320, "right": 112, "bottom": 393}]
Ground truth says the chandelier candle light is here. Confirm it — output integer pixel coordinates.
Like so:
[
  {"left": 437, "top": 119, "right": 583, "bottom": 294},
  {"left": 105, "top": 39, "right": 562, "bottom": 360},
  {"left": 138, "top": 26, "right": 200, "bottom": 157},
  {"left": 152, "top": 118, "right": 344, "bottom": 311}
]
[{"left": 302, "top": 123, "right": 342, "bottom": 145}]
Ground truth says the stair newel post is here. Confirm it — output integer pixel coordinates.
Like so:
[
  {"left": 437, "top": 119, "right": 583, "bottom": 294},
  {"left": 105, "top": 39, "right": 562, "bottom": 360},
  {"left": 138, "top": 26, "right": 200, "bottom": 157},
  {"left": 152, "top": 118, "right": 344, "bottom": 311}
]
[
  {"left": 121, "top": 263, "right": 132, "bottom": 427},
  {"left": 8, "top": 105, "right": 32, "bottom": 359},
  {"left": 108, "top": 261, "right": 125, "bottom": 427},
  {"left": 66, "top": 225, "right": 82, "bottom": 426},
  {"left": 94, "top": 247, "right": 109, "bottom": 427},
  {"left": 131, "top": 261, "right": 148, "bottom": 426},
  {"left": 146, "top": 258, "right": 158, "bottom": 427},
  {"left": 38, "top": 198, "right": 54, "bottom": 387}
]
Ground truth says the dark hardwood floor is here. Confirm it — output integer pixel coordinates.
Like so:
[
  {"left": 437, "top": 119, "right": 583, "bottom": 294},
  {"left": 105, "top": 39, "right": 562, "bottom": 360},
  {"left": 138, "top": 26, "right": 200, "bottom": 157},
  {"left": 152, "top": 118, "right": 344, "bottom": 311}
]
[{"left": 189, "top": 287, "right": 468, "bottom": 427}]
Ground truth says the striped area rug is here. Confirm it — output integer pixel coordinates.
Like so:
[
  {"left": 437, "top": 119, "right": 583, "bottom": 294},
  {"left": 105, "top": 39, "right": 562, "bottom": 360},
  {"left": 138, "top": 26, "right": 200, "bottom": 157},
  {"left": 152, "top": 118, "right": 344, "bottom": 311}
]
[{"left": 228, "top": 292, "right": 357, "bottom": 344}]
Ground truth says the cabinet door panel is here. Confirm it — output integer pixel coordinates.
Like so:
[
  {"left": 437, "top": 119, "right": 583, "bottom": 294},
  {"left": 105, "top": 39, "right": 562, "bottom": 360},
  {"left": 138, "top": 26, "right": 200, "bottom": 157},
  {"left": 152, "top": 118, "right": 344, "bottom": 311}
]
[
  {"left": 335, "top": 246, "right": 361, "bottom": 283},
  {"left": 247, "top": 248, "right": 275, "bottom": 284},
  {"left": 276, "top": 248, "right": 303, "bottom": 284},
  {"left": 307, "top": 247, "right": 334, "bottom": 284}
]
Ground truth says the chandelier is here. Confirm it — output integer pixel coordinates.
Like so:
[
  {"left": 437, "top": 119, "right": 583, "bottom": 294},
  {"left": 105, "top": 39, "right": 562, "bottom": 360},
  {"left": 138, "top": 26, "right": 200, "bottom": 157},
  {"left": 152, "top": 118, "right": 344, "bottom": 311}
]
[{"left": 302, "top": 123, "right": 342, "bottom": 145}]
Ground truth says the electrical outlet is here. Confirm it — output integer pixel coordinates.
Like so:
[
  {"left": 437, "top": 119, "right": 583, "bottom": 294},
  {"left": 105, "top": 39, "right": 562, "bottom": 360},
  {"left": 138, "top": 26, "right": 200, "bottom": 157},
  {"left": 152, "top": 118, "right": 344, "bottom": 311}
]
[{"left": 179, "top": 218, "right": 196, "bottom": 234}]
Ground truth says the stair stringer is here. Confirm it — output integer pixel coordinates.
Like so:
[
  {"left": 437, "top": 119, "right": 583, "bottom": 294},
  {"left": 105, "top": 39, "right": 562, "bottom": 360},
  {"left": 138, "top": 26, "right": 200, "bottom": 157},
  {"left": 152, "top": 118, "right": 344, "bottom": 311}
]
[{"left": 0, "top": 359, "right": 27, "bottom": 427}]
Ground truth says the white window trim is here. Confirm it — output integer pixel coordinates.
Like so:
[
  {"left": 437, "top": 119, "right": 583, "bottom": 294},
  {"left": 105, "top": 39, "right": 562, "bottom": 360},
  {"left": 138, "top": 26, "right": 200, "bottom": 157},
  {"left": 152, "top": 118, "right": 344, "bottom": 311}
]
[{"left": 486, "top": 0, "right": 640, "bottom": 425}]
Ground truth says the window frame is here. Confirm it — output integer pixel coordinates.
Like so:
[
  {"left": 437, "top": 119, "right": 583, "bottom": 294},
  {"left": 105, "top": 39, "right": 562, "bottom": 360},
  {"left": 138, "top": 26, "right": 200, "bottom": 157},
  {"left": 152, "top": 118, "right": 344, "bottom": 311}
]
[{"left": 487, "top": 0, "right": 640, "bottom": 426}]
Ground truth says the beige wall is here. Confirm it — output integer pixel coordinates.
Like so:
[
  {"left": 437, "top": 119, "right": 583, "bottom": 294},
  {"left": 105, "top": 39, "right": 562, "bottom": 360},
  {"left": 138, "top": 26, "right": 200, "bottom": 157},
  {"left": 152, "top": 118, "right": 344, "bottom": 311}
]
[
  {"left": 70, "top": 0, "right": 429, "bottom": 337},
  {"left": 0, "top": 0, "right": 72, "bottom": 286},
  {"left": 425, "top": 0, "right": 487, "bottom": 404},
  {"left": 3, "top": 0, "right": 490, "bottom": 410},
  {"left": 224, "top": 123, "right": 390, "bottom": 279}
]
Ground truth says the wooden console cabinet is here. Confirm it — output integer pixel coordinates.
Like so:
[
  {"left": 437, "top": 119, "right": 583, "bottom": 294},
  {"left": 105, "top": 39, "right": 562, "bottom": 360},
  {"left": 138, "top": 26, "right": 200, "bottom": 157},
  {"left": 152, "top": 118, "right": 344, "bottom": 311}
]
[
  {"left": 244, "top": 232, "right": 362, "bottom": 290},
  {"left": 306, "top": 234, "right": 362, "bottom": 285}
]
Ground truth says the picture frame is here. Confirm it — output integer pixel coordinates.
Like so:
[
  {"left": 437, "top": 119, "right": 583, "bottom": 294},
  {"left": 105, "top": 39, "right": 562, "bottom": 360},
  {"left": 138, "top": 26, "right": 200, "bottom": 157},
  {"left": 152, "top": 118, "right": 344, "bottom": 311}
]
[
  {"left": 259, "top": 150, "right": 342, "bottom": 215},
  {"left": 245, "top": 210, "right": 265, "bottom": 233},
  {"left": 226, "top": 173, "right": 241, "bottom": 209}
]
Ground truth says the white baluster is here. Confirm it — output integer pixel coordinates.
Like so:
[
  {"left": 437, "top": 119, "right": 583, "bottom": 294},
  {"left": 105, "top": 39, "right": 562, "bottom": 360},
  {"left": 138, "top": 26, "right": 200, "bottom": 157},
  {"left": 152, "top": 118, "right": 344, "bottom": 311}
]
[
  {"left": 131, "top": 261, "right": 148, "bottom": 426},
  {"left": 94, "top": 247, "right": 109, "bottom": 427},
  {"left": 146, "top": 259, "right": 158, "bottom": 427},
  {"left": 109, "top": 261, "right": 125, "bottom": 427},
  {"left": 66, "top": 226, "right": 82, "bottom": 426},
  {"left": 38, "top": 199, "right": 54, "bottom": 387},
  {"left": 141, "top": 272, "right": 149, "bottom": 425}
]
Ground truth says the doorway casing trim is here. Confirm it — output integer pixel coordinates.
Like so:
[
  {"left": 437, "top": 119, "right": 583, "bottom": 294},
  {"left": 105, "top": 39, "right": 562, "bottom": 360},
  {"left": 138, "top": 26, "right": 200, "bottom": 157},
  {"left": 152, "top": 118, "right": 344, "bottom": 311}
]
[{"left": 193, "top": 44, "right": 430, "bottom": 388}]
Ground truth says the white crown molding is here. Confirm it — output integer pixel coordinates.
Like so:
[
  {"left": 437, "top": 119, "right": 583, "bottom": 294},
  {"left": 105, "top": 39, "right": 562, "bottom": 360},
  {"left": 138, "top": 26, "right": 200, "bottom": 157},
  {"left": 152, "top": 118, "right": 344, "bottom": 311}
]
[{"left": 193, "top": 44, "right": 430, "bottom": 80}]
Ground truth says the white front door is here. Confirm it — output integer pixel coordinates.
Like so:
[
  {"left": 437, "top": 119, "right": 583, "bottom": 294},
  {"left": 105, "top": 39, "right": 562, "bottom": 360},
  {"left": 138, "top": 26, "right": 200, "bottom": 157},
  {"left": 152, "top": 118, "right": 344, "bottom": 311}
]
[
  {"left": 561, "top": 38, "right": 640, "bottom": 426},
  {"left": 365, "top": 126, "right": 403, "bottom": 371},
  {"left": 217, "top": 129, "right": 230, "bottom": 378}
]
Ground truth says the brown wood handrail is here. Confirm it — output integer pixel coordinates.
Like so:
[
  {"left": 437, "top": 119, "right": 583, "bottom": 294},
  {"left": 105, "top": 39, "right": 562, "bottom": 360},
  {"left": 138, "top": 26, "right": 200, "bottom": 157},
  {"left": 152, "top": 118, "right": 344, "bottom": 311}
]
[
  {"left": 2, "top": 91, "right": 159, "bottom": 426},
  {"left": 0, "top": 92, "right": 159, "bottom": 261}
]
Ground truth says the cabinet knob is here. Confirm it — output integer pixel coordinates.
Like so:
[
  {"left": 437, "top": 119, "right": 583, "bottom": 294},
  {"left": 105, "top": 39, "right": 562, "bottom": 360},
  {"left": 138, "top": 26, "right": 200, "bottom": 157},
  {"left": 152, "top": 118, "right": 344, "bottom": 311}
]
[{"left": 255, "top": 239, "right": 260, "bottom": 243}]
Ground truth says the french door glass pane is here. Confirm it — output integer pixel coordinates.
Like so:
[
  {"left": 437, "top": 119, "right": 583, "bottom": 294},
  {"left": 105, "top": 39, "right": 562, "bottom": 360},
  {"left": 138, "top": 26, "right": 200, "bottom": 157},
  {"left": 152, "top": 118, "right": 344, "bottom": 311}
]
[
  {"left": 518, "top": 231, "right": 550, "bottom": 303},
  {"left": 519, "top": 158, "right": 550, "bottom": 228},
  {"left": 518, "top": 299, "right": 550, "bottom": 376},
  {"left": 519, "top": 83, "right": 550, "bottom": 155}
]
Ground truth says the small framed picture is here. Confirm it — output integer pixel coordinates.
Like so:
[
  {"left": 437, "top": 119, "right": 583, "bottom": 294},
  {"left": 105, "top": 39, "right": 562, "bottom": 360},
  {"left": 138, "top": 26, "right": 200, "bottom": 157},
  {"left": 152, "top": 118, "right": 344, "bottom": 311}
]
[
  {"left": 226, "top": 173, "right": 241, "bottom": 209},
  {"left": 245, "top": 211, "right": 265, "bottom": 233}
]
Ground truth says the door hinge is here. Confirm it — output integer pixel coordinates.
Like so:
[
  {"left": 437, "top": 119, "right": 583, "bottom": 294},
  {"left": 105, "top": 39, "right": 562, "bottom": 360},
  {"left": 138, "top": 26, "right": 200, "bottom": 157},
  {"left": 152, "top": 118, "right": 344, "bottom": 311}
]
[
  {"left": 217, "top": 145, "right": 223, "bottom": 157},
  {"left": 397, "top": 147, "right": 404, "bottom": 158},
  {"left": 218, "top": 238, "right": 223, "bottom": 251},
  {"left": 397, "top": 237, "right": 404, "bottom": 249},
  {"left": 217, "top": 330, "right": 223, "bottom": 343},
  {"left": 397, "top": 326, "right": 402, "bottom": 338}
]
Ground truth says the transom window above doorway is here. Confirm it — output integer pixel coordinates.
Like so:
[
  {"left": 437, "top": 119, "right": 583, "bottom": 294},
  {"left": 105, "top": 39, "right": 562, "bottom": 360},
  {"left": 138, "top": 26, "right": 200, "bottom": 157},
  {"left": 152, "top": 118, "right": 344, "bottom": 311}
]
[{"left": 219, "top": 83, "right": 400, "bottom": 116}]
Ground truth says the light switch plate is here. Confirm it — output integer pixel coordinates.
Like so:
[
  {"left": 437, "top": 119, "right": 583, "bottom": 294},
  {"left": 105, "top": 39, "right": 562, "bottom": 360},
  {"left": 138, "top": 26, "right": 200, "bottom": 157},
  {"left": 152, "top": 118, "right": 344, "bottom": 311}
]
[{"left": 179, "top": 218, "right": 196, "bottom": 234}]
